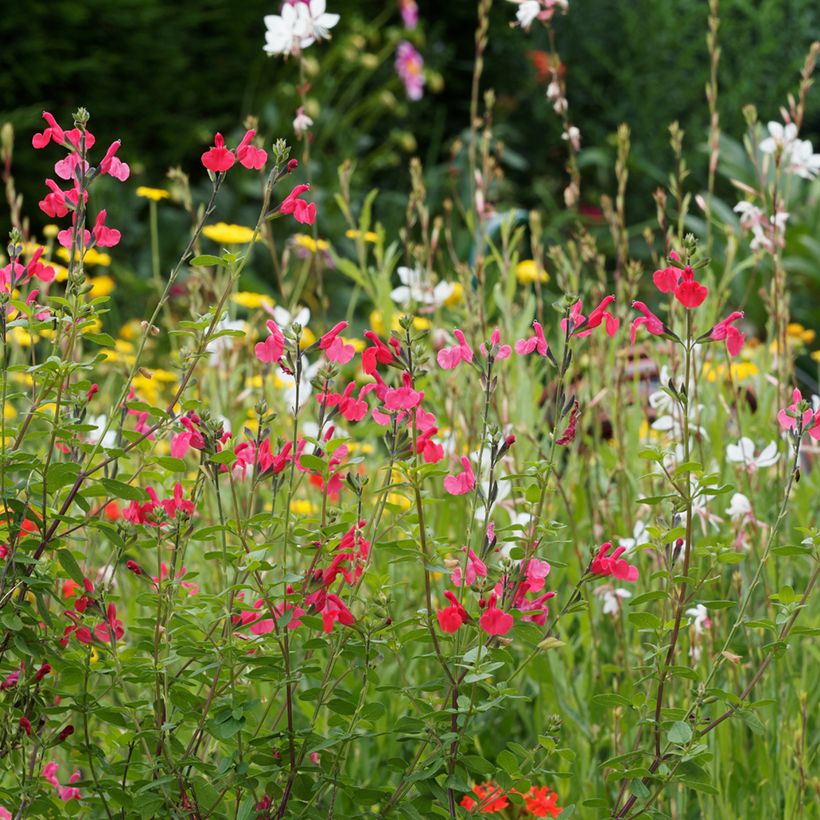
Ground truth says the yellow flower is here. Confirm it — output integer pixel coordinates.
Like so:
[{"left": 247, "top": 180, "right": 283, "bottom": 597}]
[
  {"left": 346, "top": 441, "right": 375, "bottom": 455},
  {"left": 515, "top": 259, "right": 549, "bottom": 284},
  {"left": 344, "top": 337, "right": 366, "bottom": 353},
  {"left": 787, "top": 322, "right": 816, "bottom": 345},
  {"left": 386, "top": 492, "right": 412, "bottom": 511},
  {"left": 57, "top": 246, "right": 112, "bottom": 267},
  {"left": 4, "top": 404, "right": 16, "bottom": 420},
  {"left": 246, "top": 375, "right": 264, "bottom": 389},
  {"left": 345, "top": 229, "right": 378, "bottom": 243},
  {"left": 80, "top": 318, "right": 103, "bottom": 335},
  {"left": 290, "top": 499, "right": 318, "bottom": 515},
  {"left": 90, "top": 648, "right": 100, "bottom": 664},
  {"left": 9, "top": 326, "right": 36, "bottom": 346},
  {"left": 300, "top": 328, "right": 316, "bottom": 348},
  {"left": 21, "top": 241, "right": 45, "bottom": 256},
  {"left": 136, "top": 186, "right": 170, "bottom": 202},
  {"left": 151, "top": 368, "right": 179, "bottom": 384},
  {"left": 702, "top": 361, "right": 759, "bottom": 383},
  {"left": 369, "top": 309, "right": 430, "bottom": 335},
  {"left": 232, "top": 291, "right": 274, "bottom": 310},
  {"left": 444, "top": 281, "right": 464, "bottom": 307},
  {"left": 119, "top": 319, "right": 143, "bottom": 341},
  {"left": 88, "top": 275, "right": 115, "bottom": 299},
  {"left": 43, "top": 224, "right": 59, "bottom": 239},
  {"left": 202, "top": 223, "right": 257, "bottom": 245},
  {"left": 292, "top": 233, "right": 329, "bottom": 253},
  {"left": 50, "top": 263, "right": 69, "bottom": 282}
]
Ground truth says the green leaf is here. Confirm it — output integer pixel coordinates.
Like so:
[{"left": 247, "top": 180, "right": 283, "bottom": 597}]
[
  {"left": 57, "top": 549, "right": 85, "bottom": 585},
  {"left": 189, "top": 254, "right": 227, "bottom": 267},
  {"left": 100, "top": 479, "right": 150, "bottom": 502},
  {"left": 668, "top": 720, "right": 693, "bottom": 744}
]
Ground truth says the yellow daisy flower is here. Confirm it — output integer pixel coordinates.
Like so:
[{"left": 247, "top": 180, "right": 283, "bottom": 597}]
[
  {"left": 515, "top": 259, "right": 549, "bottom": 284},
  {"left": 88, "top": 275, "right": 115, "bottom": 299},
  {"left": 345, "top": 229, "right": 378, "bottom": 243},
  {"left": 202, "top": 223, "right": 257, "bottom": 245},
  {"left": 57, "top": 246, "right": 112, "bottom": 267},
  {"left": 136, "top": 186, "right": 170, "bottom": 202},
  {"left": 232, "top": 291, "right": 274, "bottom": 310}
]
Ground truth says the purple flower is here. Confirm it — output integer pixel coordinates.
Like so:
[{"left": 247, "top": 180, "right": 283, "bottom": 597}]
[{"left": 395, "top": 41, "right": 425, "bottom": 101}]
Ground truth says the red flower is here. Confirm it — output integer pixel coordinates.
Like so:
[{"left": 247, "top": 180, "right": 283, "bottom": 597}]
[
  {"left": 201, "top": 132, "right": 236, "bottom": 173},
  {"left": 706, "top": 311, "right": 745, "bottom": 357},
  {"left": 437, "top": 591, "right": 468, "bottom": 633},
  {"left": 652, "top": 265, "right": 681, "bottom": 293},
  {"left": 32, "top": 111, "right": 65, "bottom": 149},
  {"left": 524, "top": 786, "right": 563, "bottom": 817},
  {"left": 591, "top": 542, "right": 639, "bottom": 582},
  {"left": 236, "top": 129, "right": 268, "bottom": 170},
  {"left": 460, "top": 782, "right": 509, "bottom": 813},
  {"left": 279, "top": 184, "right": 316, "bottom": 225},
  {"left": 92, "top": 210, "right": 121, "bottom": 248},
  {"left": 630, "top": 301, "right": 666, "bottom": 343},
  {"left": 479, "top": 594, "right": 514, "bottom": 636},
  {"left": 673, "top": 266, "right": 708, "bottom": 308}
]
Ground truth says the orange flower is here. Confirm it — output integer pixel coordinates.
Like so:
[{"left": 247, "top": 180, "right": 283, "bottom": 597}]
[
  {"left": 460, "top": 782, "right": 509, "bottom": 813},
  {"left": 524, "top": 786, "right": 563, "bottom": 817}
]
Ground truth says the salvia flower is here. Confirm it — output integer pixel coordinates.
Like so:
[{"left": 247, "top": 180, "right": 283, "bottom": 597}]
[
  {"left": 443, "top": 456, "right": 476, "bottom": 495},
  {"left": 630, "top": 301, "right": 667, "bottom": 343},
  {"left": 201, "top": 133, "right": 236, "bottom": 173},
  {"left": 777, "top": 388, "right": 820, "bottom": 439},
  {"left": 279, "top": 184, "right": 316, "bottom": 225},
  {"left": 704, "top": 311, "right": 745, "bottom": 356},
  {"left": 590, "top": 541, "right": 639, "bottom": 582},
  {"left": 437, "top": 329, "right": 474, "bottom": 369},
  {"left": 479, "top": 593, "right": 514, "bottom": 636},
  {"left": 515, "top": 320, "right": 549, "bottom": 356},
  {"left": 255, "top": 319, "right": 286, "bottom": 364},
  {"left": 479, "top": 327, "right": 512, "bottom": 359},
  {"left": 673, "top": 266, "right": 708, "bottom": 308}
]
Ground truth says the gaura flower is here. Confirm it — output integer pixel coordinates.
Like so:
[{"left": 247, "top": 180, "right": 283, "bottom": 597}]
[
  {"left": 443, "top": 456, "right": 476, "bottom": 495},
  {"left": 725, "top": 437, "right": 779, "bottom": 471},
  {"left": 264, "top": 0, "right": 340, "bottom": 56}
]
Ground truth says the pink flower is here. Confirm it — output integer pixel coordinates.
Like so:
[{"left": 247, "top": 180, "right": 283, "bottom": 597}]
[
  {"left": 630, "top": 301, "right": 666, "bottom": 343},
  {"left": 93, "top": 603, "right": 124, "bottom": 644},
  {"left": 54, "top": 152, "right": 88, "bottom": 181},
  {"left": 362, "top": 330, "right": 394, "bottom": 373},
  {"left": 523, "top": 558, "right": 551, "bottom": 593},
  {"left": 384, "top": 371, "right": 423, "bottom": 410},
  {"left": 32, "top": 111, "right": 65, "bottom": 149},
  {"left": 236, "top": 129, "right": 268, "bottom": 170},
  {"left": 395, "top": 41, "right": 425, "bottom": 101},
  {"left": 279, "top": 184, "right": 316, "bottom": 225},
  {"left": 574, "top": 295, "right": 619, "bottom": 337},
  {"left": 707, "top": 311, "right": 745, "bottom": 357},
  {"left": 39, "top": 179, "right": 70, "bottom": 218},
  {"left": 444, "top": 456, "right": 476, "bottom": 495},
  {"left": 320, "top": 322, "right": 354, "bottom": 364},
  {"left": 92, "top": 210, "right": 121, "bottom": 247},
  {"left": 515, "top": 321, "right": 549, "bottom": 356},
  {"left": 777, "top": 388, "right": 820, "bottom": 439},
  {"left": 437, "top": 329, "right": 474, "bottom": 369},
  {"left": 479, "top": 327, "right": 512, "bottom": 359},
  {"left": 451, "top": 548, "right": 487, "bottom": 587},
  {"left": 99, "top": 140, "right": 130, "bottom": 181},
  {"left": 201, "top": 132, "right": 236, "bottom": 172},
  {"left": 479, "top": 594, "right": 514, "bottom": 636},
  {"left": 255, "top": 320, "right": 286, "bottom": 364},
  {"left": 652, "top": 265, "right": 681, "bottom": 293},
  {"left": 674, "top": 266, "right": 708, "bottom": 309},
  {"left": 399, "top": 0, "right": 418, "bottom": 29},
  {"left": 590, "top": 542, "right": 639, "bottom": 582}
]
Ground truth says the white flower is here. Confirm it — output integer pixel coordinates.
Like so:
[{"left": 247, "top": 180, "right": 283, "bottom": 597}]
[
  {"left": 725, "top": 437, "right": 779, "bottom": 472},
  {"left": 726, "top": 492, "right": 752, "bottom": 522},
  {"left": 648, "top": 365, "right": 676, "bottom": 415},
  {"left": 273, "top": 304, "right": 310, "bottom": 331},
  {"left": 264, "top": 0, "right": 339, "bottom": 56},
  {"left": 86, "top": 414, "right": 118, "bottom": 449},
  {"left": 390, "top": 266, "right": 456, "bottom": 309},
  {"left": 293, "top": 106, "right": 313, "bottom": 137},
  {"left": 594, "top": 585, "right": 632, "bottom": 616},
  {"left": 206, "top": 317, "right": 247, "bottom": 366},
  {"left": 787, "top": 138, "right": 820, "bottom": 179},
  {"left": 561, "top": 125, "right": 581, "bottom": 151},
  {"left": 734, "top": 201, "right": 789, "bottom": 253},
  {"left": 759, "top": 120, "right": 798, "bottom": 155},
  {"left": 620, "top": 520, "right": 651, "bottom": 553},
  {"left": 685, "top": 603, "right": 710, "bottom": 635},
  {"left": 512, "top": 0, "right": 541, "bottom": 29}
]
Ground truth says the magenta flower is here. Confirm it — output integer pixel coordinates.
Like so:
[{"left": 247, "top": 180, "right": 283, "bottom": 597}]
[
  {"left": 280, "top": 183, "right": 317, "bottom": 225},
  {"left": 707, "top": 311, "right": 745, "bottom": 357},
  {"left": 515, "top": 320, "right": 549, "bottom": 356},
  {"left": 630, "top": 301, "right": 666, "bottom": 343},
  {"left": 32, "top": 111, "right": 65, "bottom": 149},
  {"left": 777, "top": 388, "right": 820, "bottom": 439},
  {"left": 437, "top": 329, "right": 474, "bottom": 369},
  {"left": 320, "top": 322, "right": 355, "bottom": 364},
  {"left": 395, "top": 41, "right": 425, "bottom": 101},
  {"left": 255, "top": 319, "right": 286, "bottom": 364},
  {"left": 590, "top": 542, "right": 639, "bottom": 582},
  {"left": 99, "top": 140, "right": 130, "bottom": 181},
  {"left": 444, "top": 456, "right": 476, "bottom": 495},
  {"left": 479, "top": 327, "right": 512, "bottom": 359},
  {"left": 92, "top": 210, "right": 121, "bottom": 248},
  {"left": 399, "top": 0, "right": 418, "bottom": 29},
  {"left": 451, "top": 547, "right": 488, "bottom": 587}
]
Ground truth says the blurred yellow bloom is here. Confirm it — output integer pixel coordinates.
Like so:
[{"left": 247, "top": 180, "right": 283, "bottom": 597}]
[
  {"left": 136, "top": 186, "right": 170, "bottom": 201},
  {"left": 4, "top": 404, "right": 16, "bottom": 420},
  {"left": 515, "top": 259, "right": 549, "bottom": 284},
  {"left": 57, "top": 246, "right": 112, "bottom": 267},
  {"left": 246, "top": 375, "right": 264, "bottom": 389},
  {"left": 119, "top": 319, "right": 143, "bottom": 341},
  {"left": 290, "top": 499, "right": 318, "bottom": 515},
  {"left": 345, "top": 229, "right": 378, "bottom": 243},
  {"left": 347, "top": 441, "right": 375, "bottom": 455},
  {"left": 300, "top": 328, "right": 316, "bottom": 348},
  {"left": 50, "top": 263, "right": 69, "bottom": 282},
  {"left": 232, "top": 291, "right": 274, "bottom": 310},
  {"left": 80, "top": 318, "right": 102, "bottom": 335},
  {"left": 43, "top": 224, "right": 59, "bottom": 239},
  {"left": 702, "top": 361, "right": 759, "bottom": 383},
  {"left": 387, "top": 492, "right": 412, "bottom": 511},
  {"left": 787, "top": 322, "right": 816, "bottom": 344},
  {"left": 444, "top": 282, "right": 464, "bottom": 307},
  {"left": 9, "top": 326, "right": 36, "bottom": 346},
  {"left": 811, "top": 350, "right": 820, "bottom": 363},
  {"left": 369, "top": 309, "right": 430, "bottom": 335},
  {"left": 21, "top": 241, "right": 45, "bottom": 256},
  {"left": 293, "top": 234, "right": 329, "bottom": 253},
  {"left": 88, "top": 275, "right": 115, "bottom": 298},
  {"left": 203, "top": 223, "right": 257, "bottom": 245},
  {"left": 344, "top": 337, "right": 366, "bottom": 353}
]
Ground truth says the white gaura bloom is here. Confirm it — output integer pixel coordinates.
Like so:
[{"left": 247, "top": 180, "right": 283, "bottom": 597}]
[
  {"left": 759, "top": 121, "right": 798, "bottom": 155},
  {"left": 725, "top": 437, "right": 779, "bottom": 472},
  {"left": 86, "top": 414, "right": 118, "bottom": 449},
  {"left": 264, "top": 0, "right": 339, "bottom": 56},
  {"left": 512, "top": 0, "right": 541, "bottom": 29},
  {"left": 620, "top": 520, "right": 651, "bottom": 553},
  {"left": 726, "top": 492, "right": 752, "bottom": 522},
  {"left": 788, "top": 138, "right": 820, "bottom": 179},
  {"left": 594, "top": 585, "right": 632, "bottom": 616},
  {"left": 273, "top": 304, "right": 310, "bottom": 331},
  {"left": 390, "top": 266, "right": 456, "bottom": 309},
  {"left": 206, "top": 317, "right": 247, "bottom": 366},
  {"left": 685, "top": 603, "right": 711, "bottom": 635}
]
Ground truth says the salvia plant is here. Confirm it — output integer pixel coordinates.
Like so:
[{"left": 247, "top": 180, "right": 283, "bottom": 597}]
[{"left": 0, "top": 2, "right": 818, "bottom": 819}]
